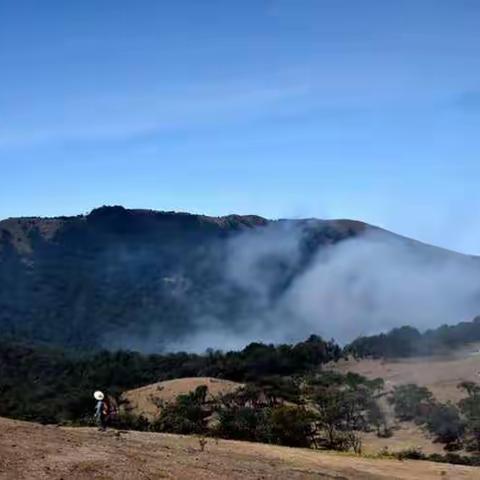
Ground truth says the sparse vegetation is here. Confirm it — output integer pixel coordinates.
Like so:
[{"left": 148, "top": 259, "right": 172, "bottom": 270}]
[
  {"left": 389, "top": 382, "right": 480, "bottom": 453},
  {"left": 2, "top": 416, "right": 479, "bottom": 480},
  {"left": 115, "top": 372, "right": 386, "bottom": 453}
]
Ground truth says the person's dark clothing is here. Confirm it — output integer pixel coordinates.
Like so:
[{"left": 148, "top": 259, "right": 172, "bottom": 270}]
[{"left": 95, "top": 400, "right": 108, "bottom": 431}]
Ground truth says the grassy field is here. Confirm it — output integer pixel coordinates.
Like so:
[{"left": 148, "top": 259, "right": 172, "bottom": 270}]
[
  {"left": 122, "top": 377, "right": 244, "bottom": 420},
  {"left": 327, "top": 343, "right": 480, "bottom": 455},
  {"left": 331, "top": 342, "right": 480, "bottom": 403},
  {"left": 0, "top": 416, "right": 478, "bottom": 480}
]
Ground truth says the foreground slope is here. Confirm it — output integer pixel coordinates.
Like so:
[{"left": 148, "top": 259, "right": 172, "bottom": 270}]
[{"left": 0, "top": 417, "right": 477, "bottom": 480}]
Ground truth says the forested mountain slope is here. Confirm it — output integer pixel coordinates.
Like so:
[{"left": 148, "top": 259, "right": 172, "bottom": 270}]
[{"left": 1, "top": 205, "right": 479, "bottom": 351}]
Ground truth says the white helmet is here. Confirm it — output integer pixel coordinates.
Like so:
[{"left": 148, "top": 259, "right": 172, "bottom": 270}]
[{"left": 94, "top": 390, "right": 105, "bottom": 401}]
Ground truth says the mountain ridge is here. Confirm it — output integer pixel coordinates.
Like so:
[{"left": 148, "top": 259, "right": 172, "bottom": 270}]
[
  {"left": 0, "top": 205, "right": 371, "bottom": 255},
  {"left": 1, "top": 205, "right": 474, "bottom": 259}
]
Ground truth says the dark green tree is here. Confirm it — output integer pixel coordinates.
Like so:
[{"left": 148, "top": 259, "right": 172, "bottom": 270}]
[
  {"left": 152, "top": 385, "right": 210, "bottom": 435},
  {"left": 458, "top": 382, "right": 480, "bottom": 452},
  {"left": 390, "top": 384, "right": 434, "bottom": 422},
  {"left": 426, "top": 402, "right": 465, "bottom": 447},
  {"left": 268, "top": 405, "right": 316, "bottom": 448}
]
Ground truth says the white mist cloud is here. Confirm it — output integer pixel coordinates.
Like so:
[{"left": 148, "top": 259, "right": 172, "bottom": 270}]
[
  {"left": 225, "top": 220, "right": 304, "bottom": 308},
  {"left": 219, "top": 225, "right": 480, "bottom": 347},
  {"left": 104, "top": 221, "right": 480, "bottom": 353},
  {"left": 283, "top": 231, "right": 480, "bottom": 343}
]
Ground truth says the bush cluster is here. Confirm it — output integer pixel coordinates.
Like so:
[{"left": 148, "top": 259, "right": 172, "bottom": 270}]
[
  {"left": 119, "top": 373, "right": 385, "bottom": 454},
  {"left": 390, "top": 382, "right": 480, "bottom": 452}
]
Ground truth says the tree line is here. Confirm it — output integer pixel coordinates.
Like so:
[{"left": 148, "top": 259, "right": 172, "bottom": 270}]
[
  {"left": 0, "top": 334, "right": 341, "bottom": 424},
  {"left": 345, "top": 317, "right": 480, "bottom": 358}
]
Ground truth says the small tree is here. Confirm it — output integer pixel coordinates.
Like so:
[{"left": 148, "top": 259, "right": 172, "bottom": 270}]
[
  {"left": 268, "top": 405, "right": 317, "bottom": 448},
  {"left": 214, "top": 386, "right": 271, "bottom": 443},
  {"left": 313, "top": 387, "right": 364, "bottom": 450},
  {"left": 458, "top": 382, "right": 480, "bottom": 452},
  {"left": 254, "top": 376, "right": 301, "bottom": 405},
  {"left": 214, "top": 405, "right": 270, "bottom": 442},
  {"left": 390, "top": 384, "right": 434, "bottom": 422},
  {"left": 152, "top": 385, "right": 210, "bottom": 435},
  {"left": 367, "top": 400, "right": 390, "bottom": 437},
  {"left": 425, "top": 402, "right": 465, "bottom": 448}
]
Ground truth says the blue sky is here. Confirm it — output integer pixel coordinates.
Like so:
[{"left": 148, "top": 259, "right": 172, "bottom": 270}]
[{"left": 1, "top": 0, "right": 480, "bottom": 253}]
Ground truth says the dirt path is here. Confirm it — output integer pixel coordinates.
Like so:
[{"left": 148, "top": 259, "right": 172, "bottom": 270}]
[{"left": 0, "top": 417, "right": 478, "bottom": 479}]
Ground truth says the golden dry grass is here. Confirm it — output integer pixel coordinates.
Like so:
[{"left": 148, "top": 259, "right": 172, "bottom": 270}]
[
  {"left": 328, "top": 344, "right": 480, "bottom": 455},
  {"left": 332, "top": 343, "right": 480, "bottom": 403},
  {"left": 121, "top": 377, "right": 243, "bottom": 420},
  {"left": 0, "top": 417, "right": 478, "bottom": 480}
]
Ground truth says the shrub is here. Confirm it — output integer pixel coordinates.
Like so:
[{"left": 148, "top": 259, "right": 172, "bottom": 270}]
[
  {"left": 395, "top": 448, "right": 426, "bottom": 461},
  {"left": 151, "top": 385, "right": 210, "bottom": 435},
  {"left": 427, "top": 453, "right": 480, "bottom": 466},
  {"left": 214, "top": 405, "right": 271, "bottom": 443},
  {"left": 268, "top": 405, "right": 316, "bottom": 448},
  {"left": 115, "top": 412, "right": 151, "bottom": 431},
  {"left": 425, "top": 402, "right": 465, "bottom": 447}
]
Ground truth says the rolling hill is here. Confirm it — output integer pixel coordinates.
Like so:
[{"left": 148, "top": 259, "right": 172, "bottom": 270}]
[{"left": 122, "top": 377, "right": 243, "bottom": 420}]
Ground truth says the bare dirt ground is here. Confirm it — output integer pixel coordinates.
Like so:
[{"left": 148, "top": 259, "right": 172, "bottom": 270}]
[
  {"left": 0, "top": 417, "right": 478, "bottom": 480},
  {"left": 122, "top": 377, "right": 243, "bottom": 420}
]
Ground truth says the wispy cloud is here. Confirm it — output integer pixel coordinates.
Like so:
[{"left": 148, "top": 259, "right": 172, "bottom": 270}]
[{"left": 0, "top": 81, "right": 311, "bottom": 149}]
